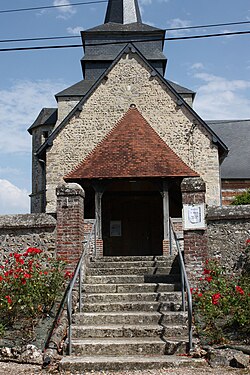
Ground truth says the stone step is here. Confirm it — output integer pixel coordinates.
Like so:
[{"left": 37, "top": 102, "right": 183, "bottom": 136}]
[
  {"left": 91, "top": 256, "right": 176, "bottom": 262},
  {"left": 89, "top": 260, "right": 178, "bottom": 269},
  {"left": 163, "top": 336, "right": 191, "bottom": 355},
  {"left": 86, "top": 266, "right": 175, "bottom": 276},
  {"left": 144, "top": 274, "right": 181, "bottom": 283},
  {"left": 83, "top": 282, "right": 182, "bottom": 294},
  {"left": 85, "top": 275, "right": 144, "bottom": 284},
  {"left": 72, "top": 324, "right": 163, "bottom": 338},
  {"left": 73, "top": 311, "right": 162, "bottom": 325},
  {"left": 73, "top": 311, "right": 187, "bottom": 326},
  {"left": 82, "top": 301, "right": 182, "bottom": 313},
  {"left": 83, "top": 291, "right": 182, "bottom": 304},
  {"left": 86, "top": 274, "right": 181, "bottom": 284},
  {"left": 72, "top": 324, "right": 188, "bottom": 339},
  {"left": 71, "top": 337, "right": 166, "bottom": 356},
  {"left": 59, "top": 355, "right": 207, "bottom": 373},
  {"left": 161, "top": 311, "right": 187, "bottom": 325},
  {"left": 162, "top": 324, "right": 188, "bottom": 337}
]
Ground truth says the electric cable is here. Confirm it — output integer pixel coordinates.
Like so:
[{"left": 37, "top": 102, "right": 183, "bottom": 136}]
[
  {"left": 0, "top": 1, "right": 107, "bottom": 14},
  {"left": 0, "top": 29, "right": 249, "bottom": 52}
]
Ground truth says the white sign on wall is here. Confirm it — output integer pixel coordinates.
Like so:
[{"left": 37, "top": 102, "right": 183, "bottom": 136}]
[{"left": 183, "top": 204, "right": 206, "bottom": 230}]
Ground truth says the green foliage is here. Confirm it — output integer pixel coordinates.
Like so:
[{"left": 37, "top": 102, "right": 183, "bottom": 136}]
[
  {"left": 231, "top": 189, "right": 250, "bottom": 205},
  {"left": 193, "top": 247, "right": 250, "bottom": 345},
  {"left": 0, "top": 248, "right": 72, "bottom": 327}
]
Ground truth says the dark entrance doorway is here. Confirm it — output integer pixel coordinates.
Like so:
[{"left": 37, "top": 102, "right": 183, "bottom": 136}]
[{"left": 102, "top": 181, "right": 163, "bottom": 256}]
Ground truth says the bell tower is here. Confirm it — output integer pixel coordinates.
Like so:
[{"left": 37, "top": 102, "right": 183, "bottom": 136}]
[{"left": 80, "top": 0, "right": 167, "bottom": 81}]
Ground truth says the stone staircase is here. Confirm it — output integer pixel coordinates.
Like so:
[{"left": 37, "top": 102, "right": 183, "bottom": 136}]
[{"left": 60, "top": 255, "right": 205, "bottom": 372}]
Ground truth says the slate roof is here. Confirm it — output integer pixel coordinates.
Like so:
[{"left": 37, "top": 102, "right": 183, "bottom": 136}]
[
  {"left": 28, "top": 108, "right": 57, "bottom": 134},
  {"left": 207, "top": 119, "right": 250, "bottom": 179},
  {"left": 65, "top": 106, "right": 198, "bottom": 180},
  {"left": 56, "top": 80, "right": 95, "bottom": 98},
  {"left": 85, "top": 22, "right": 161, "bottom": 33},
  {"left": 167, "top": 80, "right": 195, "bottom": 95},
  {"left": 104, "top": 0, "right": 142, "bottom": 24},
  {"left": 55, "top": 78, "right": 193, "bottom": 98},
  {"left": 82, "top": 48, "right": 166, "bottom": 62}
]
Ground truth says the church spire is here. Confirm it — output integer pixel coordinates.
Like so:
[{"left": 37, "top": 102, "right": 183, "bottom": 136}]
[{"left": 104, "top": 0, "right": 142, "bottom": 24}]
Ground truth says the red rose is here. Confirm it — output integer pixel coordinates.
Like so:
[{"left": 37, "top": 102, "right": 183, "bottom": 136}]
[
  {"left": 212, "top": 293, "right": 221, "bottom": 305},
  {"left": 235, "top": 285, "right": 244, "bottom": 295}
]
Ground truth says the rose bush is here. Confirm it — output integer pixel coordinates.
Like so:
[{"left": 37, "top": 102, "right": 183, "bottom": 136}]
[
  {"left": 0, "top": 247, "right": 72, "bottom": 328},
  {"left": 192, "top": 242, "right": 250, "bottom": 344}
]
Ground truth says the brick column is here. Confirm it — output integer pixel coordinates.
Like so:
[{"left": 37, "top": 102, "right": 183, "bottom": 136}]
[
  {"left": 56, "top": 183, "right": 85, "bottom": 270},
  {"left": 181, "top": 177, "right": 208, "bottom": 285}
]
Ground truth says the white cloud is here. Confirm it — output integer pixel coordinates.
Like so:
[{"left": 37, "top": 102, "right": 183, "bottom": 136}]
[
  {"left": 0, "top": 179, "right": 29, "bottom": 214},
  {"left": 53, "top": 0, "right": 76, "bottom": 19},
  {"left": 139, "top": 0, "right": 168, "bottom": 13},
  {"left": 67, "top": 26, "right": 84, "bottom": 35},
  {"left": 166, "top": 18, "right": 192, "bottom": 37},
  {"left": 190, "top": 62, "right": 204, "bottom": 71},
  {"left": 0, "top": 79, "right": 67, "bottom": 154},
  {"left": 193, "top": 72, "right": 250, "bottom": 120}
]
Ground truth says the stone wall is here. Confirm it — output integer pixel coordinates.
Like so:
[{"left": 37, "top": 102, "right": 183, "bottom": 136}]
[
  {"left": 207, "top": 205, "right": 250, "bottom": 273},
  {"left": 45, "top": 50, "right": 221, "bottom": 212},
  {"left": 0, "top": 214, "right": 56, "bottom": 260}
]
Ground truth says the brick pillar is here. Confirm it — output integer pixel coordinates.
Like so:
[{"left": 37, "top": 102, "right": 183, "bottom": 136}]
[
  {"left": 181, "top": 177, "right": 208, "bottom": 285},
  {"left": 56, "top": 183, "right": 85, "bottom": 270}
]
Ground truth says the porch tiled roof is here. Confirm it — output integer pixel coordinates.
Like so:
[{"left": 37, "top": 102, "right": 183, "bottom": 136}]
[{"left": 65, "top": 107, "right": 198, "bottom": 180}]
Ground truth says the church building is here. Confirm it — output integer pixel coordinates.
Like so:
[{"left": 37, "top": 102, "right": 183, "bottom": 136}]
[{"left": 28, "top": 0, "right": 231, "bottom": 257}]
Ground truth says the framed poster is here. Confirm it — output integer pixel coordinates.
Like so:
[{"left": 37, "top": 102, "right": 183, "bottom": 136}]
[{"left": 110, "top": 221, "right": 122, "bottom": 237}]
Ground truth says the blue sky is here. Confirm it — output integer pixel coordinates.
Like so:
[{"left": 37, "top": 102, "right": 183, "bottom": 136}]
[{"left": 0, "top": 0, "right": 250, "bottom": 214}]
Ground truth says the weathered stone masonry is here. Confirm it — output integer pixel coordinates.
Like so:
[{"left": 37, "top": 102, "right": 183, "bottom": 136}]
[
  {"left": 46, "top": 53, "right": 221, "bottom": 213},
  {"left": 207, "top": 205, "right": 250, "bottom": 273},
  {"left": 0, "top": 213, "right": 56, "bottom": 260}
]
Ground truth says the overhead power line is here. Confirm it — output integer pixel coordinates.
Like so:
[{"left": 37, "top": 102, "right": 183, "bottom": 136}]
[
  {"left": 0, "top": 0, "right": 107, "bottom": 14},
  {"left": 1, "top": 19, "right": 250, "bottom": 44},
  {"left": 0, "top": 29, "right": 249, "bottom": 52}
]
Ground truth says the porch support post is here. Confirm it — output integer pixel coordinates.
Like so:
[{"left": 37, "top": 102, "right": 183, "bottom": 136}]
[
  {"left": 93, "top": 183, "right": 105, "bottom": 257},
  {"left": 162, "top": 180, "right": 170, "bottom": 255}
]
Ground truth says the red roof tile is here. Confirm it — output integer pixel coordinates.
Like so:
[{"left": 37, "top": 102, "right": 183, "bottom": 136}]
[{"left": 65, "top": 107, "right": 198, "bottom": 180}]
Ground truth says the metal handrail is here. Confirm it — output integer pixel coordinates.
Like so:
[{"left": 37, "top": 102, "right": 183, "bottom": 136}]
[
  {"left": 169, "top": 217, "right": 193, "bottom": 352},
  {"left": 66, "top": 220, "right": 96, "bottom": 355}
]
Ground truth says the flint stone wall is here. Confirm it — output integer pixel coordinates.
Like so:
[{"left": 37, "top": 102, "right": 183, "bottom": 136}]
[
  {"left": 0, "top": 213, "right": 57, "bottom": 260},
  {"left": 207, "top": 205, "right": 250, "bottom": 272}
]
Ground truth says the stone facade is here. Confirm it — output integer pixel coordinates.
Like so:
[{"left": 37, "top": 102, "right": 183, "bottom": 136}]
[
  {"left": 207, "top": 205, "right": 250, "bottom": 273},
  {"left": 45, "top": 52, "right": 220, "bottom": 212},
  {"left": 0, "top": 214, "right": 56, "bottom": 260},
  {"left": 56, "top": 97, "right": 79, "bottom": 126}
]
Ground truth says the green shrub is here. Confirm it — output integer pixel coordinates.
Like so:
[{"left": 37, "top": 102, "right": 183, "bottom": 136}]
[
  {"left": 0, "top": 248, "right": 72, "bottom": 329},
  {"left": 193, "top": 243, "right": 250, "bottom": 345},
  {"left": 231, "top": 189, "right": 250, "bottom": 205}
]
